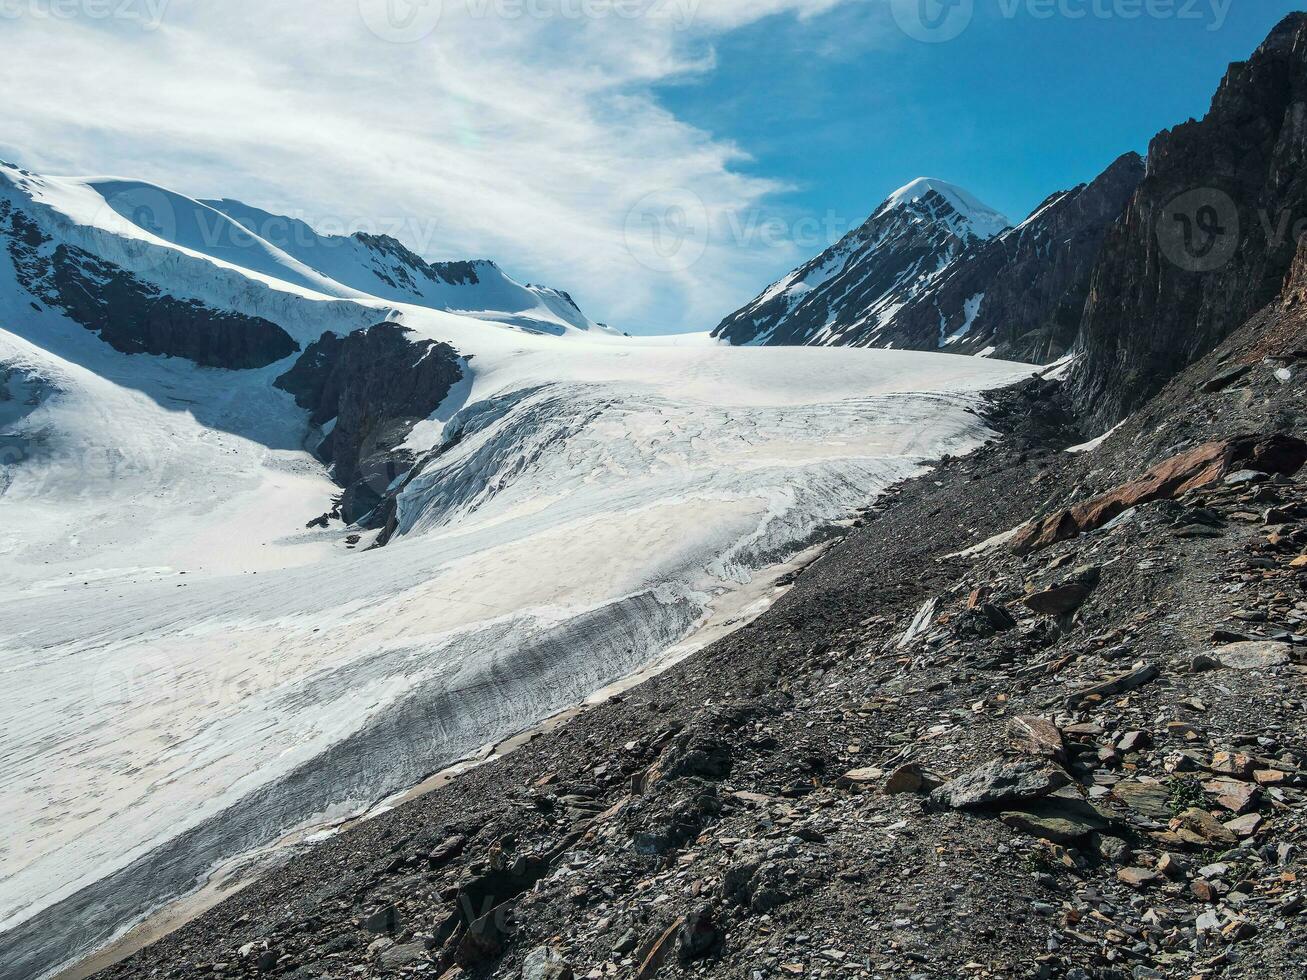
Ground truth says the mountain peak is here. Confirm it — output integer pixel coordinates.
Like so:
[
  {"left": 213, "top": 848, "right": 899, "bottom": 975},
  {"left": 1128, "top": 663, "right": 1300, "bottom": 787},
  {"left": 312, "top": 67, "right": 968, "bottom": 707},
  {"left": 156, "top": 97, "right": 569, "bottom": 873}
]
[{"left": 879, "top": 177, "right": 1011, "bottom": 240}]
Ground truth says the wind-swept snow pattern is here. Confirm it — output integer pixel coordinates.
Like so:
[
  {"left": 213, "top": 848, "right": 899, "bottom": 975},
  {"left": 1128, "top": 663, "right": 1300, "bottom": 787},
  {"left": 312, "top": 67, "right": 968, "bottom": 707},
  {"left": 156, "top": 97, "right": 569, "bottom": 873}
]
[{"left": 0, "top": 162, "right": 1033, "bottom": 980}]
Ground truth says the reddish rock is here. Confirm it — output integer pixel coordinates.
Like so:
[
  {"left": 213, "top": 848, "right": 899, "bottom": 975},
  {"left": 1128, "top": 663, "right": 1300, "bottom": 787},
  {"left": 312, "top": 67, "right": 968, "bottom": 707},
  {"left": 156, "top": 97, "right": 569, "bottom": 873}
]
[
  {"left": 1010, "top": 434, "right": 1307, "bottom": 555},
  {"left": 634, "top": 920, "right": 683, "bottom": 980},
  {"left": 1203, "top": 777, "right": 1260, "bottom": 815},
  {"left": 1117, "top": 867, "right": 1160, "bottom": 889},
  {"left": 1211, "top": 751, "right": 1256, "bottom": 779}
]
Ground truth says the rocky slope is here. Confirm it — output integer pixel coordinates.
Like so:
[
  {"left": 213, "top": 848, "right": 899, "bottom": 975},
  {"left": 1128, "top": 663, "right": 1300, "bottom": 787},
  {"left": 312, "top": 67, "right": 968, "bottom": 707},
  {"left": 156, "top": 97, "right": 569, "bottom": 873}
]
[
  {"left": 711, "top": 178, "right": 1010, "bottom": 347},
  {"left": 1071, "top": 12, "right": 1307, "bottom": 429},
  {"left": 84, "top": 194, "right": 1307, "bottom": 980}
]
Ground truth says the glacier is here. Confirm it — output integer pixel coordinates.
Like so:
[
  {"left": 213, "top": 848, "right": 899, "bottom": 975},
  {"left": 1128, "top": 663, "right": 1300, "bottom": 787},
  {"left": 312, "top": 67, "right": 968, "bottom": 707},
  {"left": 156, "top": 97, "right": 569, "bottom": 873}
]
[{"left": 0, "top": 163, "right": 1033, "bottom": 979}]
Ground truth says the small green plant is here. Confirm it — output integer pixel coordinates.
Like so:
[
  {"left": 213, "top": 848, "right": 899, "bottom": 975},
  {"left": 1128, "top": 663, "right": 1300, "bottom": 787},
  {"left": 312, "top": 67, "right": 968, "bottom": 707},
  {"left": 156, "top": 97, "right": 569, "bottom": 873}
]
[
  {"left": 1020, "top": 848, "right": 1057, "bottom": 876},
  {"left": 1167, "top": 776, "right": 1206, "bottom": 815}
]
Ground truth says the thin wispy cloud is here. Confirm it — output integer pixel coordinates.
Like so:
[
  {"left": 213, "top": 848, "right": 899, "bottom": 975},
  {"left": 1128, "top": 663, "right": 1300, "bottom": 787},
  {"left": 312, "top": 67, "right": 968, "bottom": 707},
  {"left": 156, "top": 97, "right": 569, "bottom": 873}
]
[{"left": 0, "top": 0, "right": 867, "bottom": 332}]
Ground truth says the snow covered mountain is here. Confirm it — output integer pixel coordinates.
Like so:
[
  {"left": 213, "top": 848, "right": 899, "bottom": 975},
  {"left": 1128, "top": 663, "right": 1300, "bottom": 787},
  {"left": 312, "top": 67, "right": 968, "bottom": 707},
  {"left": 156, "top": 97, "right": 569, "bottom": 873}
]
[
  {"left": 0, "top": 160, "right": 1032, "bottom": 980},
  {"left": 200, "top": 198, "right": 610, "bottom": 335},
  {"left": 712, "top": 160, "right": 1144, "bottom": 363},
  {"left": 712, "top": 178, "right": 1012, "bottom": 347},
  {"left": 0, "top": 162, "right": 610, "bottom": 357}
]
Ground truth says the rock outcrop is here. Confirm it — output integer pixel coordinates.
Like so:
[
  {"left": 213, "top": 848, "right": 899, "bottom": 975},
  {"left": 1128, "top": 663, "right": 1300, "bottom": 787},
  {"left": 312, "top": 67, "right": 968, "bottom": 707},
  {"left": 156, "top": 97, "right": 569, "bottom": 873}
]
[
  {"left": 1010, "top": 433, "right": 1307, "bottom": 555},
  {"left": 275, "top": 322, "right": 463, "bottom": 523}
]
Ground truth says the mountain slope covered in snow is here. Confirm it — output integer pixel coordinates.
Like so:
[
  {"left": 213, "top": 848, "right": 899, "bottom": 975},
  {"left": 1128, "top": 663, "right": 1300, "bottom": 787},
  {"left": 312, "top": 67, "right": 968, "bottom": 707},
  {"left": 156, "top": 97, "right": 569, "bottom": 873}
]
[
  {"left": 711, "top": 178, "right": 1011, "bottom": 348},
  {"left": 200, "top": 198, "right": 611, "bottom": 336},
  {"left": 0, "top": 162, "right": 1031, "bottom": 980}
]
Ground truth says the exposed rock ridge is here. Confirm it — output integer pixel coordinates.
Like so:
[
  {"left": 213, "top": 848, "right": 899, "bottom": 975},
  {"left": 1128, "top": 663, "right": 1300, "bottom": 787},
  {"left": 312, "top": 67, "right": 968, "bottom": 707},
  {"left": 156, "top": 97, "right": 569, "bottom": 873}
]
[
  {"left": 889, "top": 152, "right": 1144, "bottom": 361},
  {"left": 1, "top": 200, "right": 299, "bottom": 369},
  {"left": 351, "top": 233, "right": 483, "bottom": 292},
  {"left": 275, "top": 322, "right": 463, "bottom": 523},
  {"left": 1010, "top": 433, "right": 1307, "bottom": 555},
  {"left": 711, "top": 184, "right": 1008, "bottom": 348},
  {"left": 710, "top": 157, "right": 1141, "bottom": 358}
]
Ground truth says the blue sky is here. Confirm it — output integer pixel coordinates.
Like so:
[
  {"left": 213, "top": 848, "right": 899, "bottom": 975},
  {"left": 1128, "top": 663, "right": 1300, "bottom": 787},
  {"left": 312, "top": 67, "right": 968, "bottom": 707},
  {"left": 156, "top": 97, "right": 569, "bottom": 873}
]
[
  {"left": 0, "top": 1, "right": 1301, "bottom": 334},
  {"left": 661, "top": 1, "right": 1302, "bottom": 250}
]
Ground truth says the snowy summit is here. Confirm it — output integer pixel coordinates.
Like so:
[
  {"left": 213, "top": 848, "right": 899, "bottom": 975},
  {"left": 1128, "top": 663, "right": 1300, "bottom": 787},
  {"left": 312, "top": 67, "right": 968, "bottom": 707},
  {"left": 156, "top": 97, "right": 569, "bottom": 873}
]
[{"left": 879, "top": 177, "right": 1013, "bottom": 240}]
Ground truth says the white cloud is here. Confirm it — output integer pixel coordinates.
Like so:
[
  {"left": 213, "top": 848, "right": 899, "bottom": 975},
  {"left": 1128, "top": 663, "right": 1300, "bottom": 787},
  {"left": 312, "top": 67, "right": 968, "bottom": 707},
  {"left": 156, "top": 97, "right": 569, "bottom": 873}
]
[{"left": 0, "top": 0, "right": 865, "bottom": 332}]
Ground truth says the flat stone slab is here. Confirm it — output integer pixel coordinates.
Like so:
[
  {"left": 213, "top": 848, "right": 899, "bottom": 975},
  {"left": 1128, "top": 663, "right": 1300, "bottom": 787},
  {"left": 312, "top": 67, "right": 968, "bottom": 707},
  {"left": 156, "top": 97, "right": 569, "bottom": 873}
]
[
  {"left": 1000, "top": 794, "right": 1110, "bottom": 844},
  {"left": 930, "top": 760, "right": 1069, "bottom": 811},
  {"left": 1111, "top": 779, "right": 1173, "bottom": 819},
  {"left": 1024, "top": 582, "right": 1095, "bottom": 617},
  {"left": 1216, "top": 641, "right": 1292, "bottom": 670},
  {"left": 837, "top": 767, "right": 884, "bottom": 787}
]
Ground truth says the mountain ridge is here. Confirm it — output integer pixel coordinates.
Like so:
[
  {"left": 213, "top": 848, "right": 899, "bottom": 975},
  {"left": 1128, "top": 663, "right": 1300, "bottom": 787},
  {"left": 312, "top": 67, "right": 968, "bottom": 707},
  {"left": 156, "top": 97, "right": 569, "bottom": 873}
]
[
  {"left": 712, "top": 157, "right": 1143, "bottom": 361},
  {"left": 890, "top": 152, "right": 1145, "bottom": 362}
]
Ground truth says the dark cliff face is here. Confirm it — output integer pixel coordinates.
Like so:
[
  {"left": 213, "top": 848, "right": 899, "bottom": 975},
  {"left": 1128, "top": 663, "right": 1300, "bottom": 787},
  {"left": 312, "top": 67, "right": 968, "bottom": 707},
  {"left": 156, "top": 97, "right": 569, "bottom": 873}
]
[
  {"left": 1072, "top": 12, "right": 1307, "bottom": 428},
  {"left": 276, "top": 322, "right": 464, "bottom": 523},
  {"left": 2, "top": 201, "right": 299, "bottom": 370},
  {"left": 50, "top": 247, "right": 300, "bottom": 369},
  {"left": 889, "top": 153, "right": 1144, "bottom": 361}
]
